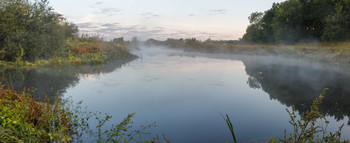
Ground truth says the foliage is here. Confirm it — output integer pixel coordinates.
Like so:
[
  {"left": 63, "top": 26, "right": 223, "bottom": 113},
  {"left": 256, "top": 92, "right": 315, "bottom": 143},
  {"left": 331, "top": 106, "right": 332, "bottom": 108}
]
[
  {"left": 242, "top": 0, "right": 350, "bottom": 43},
  {"left": 223, "top": 89, "right": 350, "bottom": 143},
  {"left": 0, "top": 35, "right": 136, "bottom": 70},
  {"left": 65, "top": 35, "right": 135, "bottom": 63},
  {"left": 322, "top": 1, "right": 350, "bottom": 41},
  {"left": 0, "top": 83, "right": 73, "bottom": 142},
  {"left": 268, "top": 88, "right": 349, "bottom": 142},
  {"left": 0, "top": 79, "right": 155, "bottom": 142},
  {"left": 0, "top": 0, "right": 78, "bottom": 61},
  {"left": 0, "top": 0, "right": 134, "bottom": 68}
]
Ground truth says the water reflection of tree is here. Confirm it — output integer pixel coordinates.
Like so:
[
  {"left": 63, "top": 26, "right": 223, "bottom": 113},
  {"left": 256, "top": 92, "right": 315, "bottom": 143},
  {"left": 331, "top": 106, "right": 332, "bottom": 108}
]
[
  {"left": 4, "top": 59, "right": 135, "bottom": 101},
  {"left": 5, "top": 68, "right": 80, "bottom": 101},
  {"left": 243, "top": 58, "right": 350, "bottom": 125}
]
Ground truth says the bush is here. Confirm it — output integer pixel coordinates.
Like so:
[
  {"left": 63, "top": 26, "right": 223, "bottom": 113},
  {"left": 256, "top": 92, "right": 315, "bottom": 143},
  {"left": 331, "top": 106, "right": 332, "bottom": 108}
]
[{"left": 0, "top": 0, "right": 78, "bottom": 61}]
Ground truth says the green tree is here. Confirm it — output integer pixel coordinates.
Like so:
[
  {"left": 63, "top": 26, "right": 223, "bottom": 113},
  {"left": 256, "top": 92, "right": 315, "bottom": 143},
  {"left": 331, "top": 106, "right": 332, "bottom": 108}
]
[
  {"left": 242, "top": 0, "right": 350, "bottom": 43},
  {"left": 242, "top": 12, "right": 265, "bottom": 43},
  {"left": 0, "top": 0, "right": 78, "bottom": 61},
  {"left": 272, "top": 0, "right": 305, "bottom": 44},
  {"left": 322, "top": 1, "right": 350, "bottom": 41}
]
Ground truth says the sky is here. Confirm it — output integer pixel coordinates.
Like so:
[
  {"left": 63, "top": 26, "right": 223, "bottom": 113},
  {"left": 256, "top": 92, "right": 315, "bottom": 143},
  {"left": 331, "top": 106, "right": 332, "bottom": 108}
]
[{"left": 49, "top": 0, "right": 286, "bottom": 41}]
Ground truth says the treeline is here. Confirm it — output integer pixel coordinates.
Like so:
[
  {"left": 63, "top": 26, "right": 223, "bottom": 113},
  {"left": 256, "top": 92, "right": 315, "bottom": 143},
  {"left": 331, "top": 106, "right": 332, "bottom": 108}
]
[
  {"left": 242, "top": 0, "right": 350, "bottom": 44},
  {"left": 0, "top": 0, "right": 78, "bottom": 62},
  {"left": 145, "top": 38, "right": 239, "bottom": 48}
]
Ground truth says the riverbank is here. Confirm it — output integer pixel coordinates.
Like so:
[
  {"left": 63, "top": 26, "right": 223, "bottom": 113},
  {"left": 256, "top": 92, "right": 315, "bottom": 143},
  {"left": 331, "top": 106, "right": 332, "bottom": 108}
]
[
  {"left": 145, "top": 39, "right": 350, "bottom": 65},
  {"left": 0, "top": 80, "right": 73, "bottom": 142},
  {"left": 227, "top": 42, "right": 350, "bottom": 65},
  {"left": 0, "top": 37, "right": 137, "bottom": 72}
]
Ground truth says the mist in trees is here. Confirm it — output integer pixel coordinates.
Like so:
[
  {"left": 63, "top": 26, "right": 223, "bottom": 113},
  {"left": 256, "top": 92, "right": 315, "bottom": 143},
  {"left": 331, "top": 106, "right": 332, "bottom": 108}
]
[
  {"left": 242, "top": 0, "right": 350, "bottom": 44},
  {"left": 0, "top": 0, "right": 78, "bottom": 62}
]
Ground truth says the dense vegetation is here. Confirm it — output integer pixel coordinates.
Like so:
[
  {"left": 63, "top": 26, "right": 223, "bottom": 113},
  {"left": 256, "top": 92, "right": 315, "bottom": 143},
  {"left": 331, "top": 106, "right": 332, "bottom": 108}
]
[
  {"left": 145, "top": 38, "right": 238, "bottom": 52},
  {"left": 0, "top": 0, "right": 78, "bottom": 61},
  {"left": 0, "top": 0, "right": 134, "bottom": 70},
  {"left": 242, "top": 0, "right": 350, "bottom": 44}
]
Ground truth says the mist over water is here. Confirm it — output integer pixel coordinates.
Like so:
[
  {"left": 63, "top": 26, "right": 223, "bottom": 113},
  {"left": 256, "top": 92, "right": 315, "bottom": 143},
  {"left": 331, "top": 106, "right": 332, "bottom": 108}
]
[{"left": 4, "top": 46, "right": 350, "bottom": 142}]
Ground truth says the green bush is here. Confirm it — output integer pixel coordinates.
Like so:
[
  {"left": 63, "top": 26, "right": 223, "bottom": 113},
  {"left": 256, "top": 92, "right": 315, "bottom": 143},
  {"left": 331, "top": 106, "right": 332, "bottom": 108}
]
[{"left": 0, "top": 0, "right": 78, "bottom": 61}]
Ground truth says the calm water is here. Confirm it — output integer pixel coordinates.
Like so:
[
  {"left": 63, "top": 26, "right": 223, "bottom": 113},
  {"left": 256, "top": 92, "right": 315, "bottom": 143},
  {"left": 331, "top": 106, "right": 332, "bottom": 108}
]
[{"left": 5, "top": 47, "right": 350, "bottom": 142}]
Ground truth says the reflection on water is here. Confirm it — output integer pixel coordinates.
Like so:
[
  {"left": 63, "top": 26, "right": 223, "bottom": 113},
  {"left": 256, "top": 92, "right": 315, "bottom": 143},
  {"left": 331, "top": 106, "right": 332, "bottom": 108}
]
[
  {"left": 243, "top": 57, "right": 350, "bottom": 125},
  {"left": 4, "top": 48, "right": 350, "bottom": 142},
  {"left": 4, "top": 60, "right": 133, "bottom": 101}
]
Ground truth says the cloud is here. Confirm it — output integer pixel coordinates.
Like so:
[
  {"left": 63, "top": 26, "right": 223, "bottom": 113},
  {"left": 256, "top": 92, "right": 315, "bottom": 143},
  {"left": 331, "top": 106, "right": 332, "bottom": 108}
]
[
  {"left": 77, "top": 22, "right": 99, "bottom": 29},
  {"left": 90, "top": 1, "right": 103, "bottom": 8},
  {"left": 101, "top": 23, "right": 119, "bottom": 27},
  {"left": 75, "top": 21, "right": 234, "bottom": 41},
  {"left": 154, "top": 26, "right": 164, "bottom": 30},
  {"left": 77, "top": 14, "right": 95, "bottom": 23},
  {"left": 141, "top": 12, "right": 161, "bottom": 19},
  {"left": 186, "top": 9, "right": 228, "bottom": 17},
  {"left": 100, "top": 7, "right": 121, "bottom": 13},
  {"left": 75, "top": 22, "right": 165, "bottom": 40},
  {"left": 95, "top": 1, "right": 103, "bottom": 5},
  {"left": 208, "top": 9, "right": 229, "bottom": 15},
  {"left": 97, "top": 7, "right": 122, "bottom": 16},
  {"left": 198, "top": 9, "right": 229, "bottom": 15}
]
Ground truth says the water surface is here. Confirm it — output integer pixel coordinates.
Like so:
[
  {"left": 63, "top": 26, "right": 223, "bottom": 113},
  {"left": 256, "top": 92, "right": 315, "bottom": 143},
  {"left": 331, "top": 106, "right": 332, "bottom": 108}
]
[{"left": 5, "top": 47, "right": 350, "bottom": 142}]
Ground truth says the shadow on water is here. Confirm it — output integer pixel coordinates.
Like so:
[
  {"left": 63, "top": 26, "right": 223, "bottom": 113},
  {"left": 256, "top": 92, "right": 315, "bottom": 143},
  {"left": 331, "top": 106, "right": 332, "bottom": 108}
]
[
  {"left": 242, "top": 56, "right": 350, "bottom": 125},
  {"left": 3, "top": 59, "right": 136, "bottom": 101}
]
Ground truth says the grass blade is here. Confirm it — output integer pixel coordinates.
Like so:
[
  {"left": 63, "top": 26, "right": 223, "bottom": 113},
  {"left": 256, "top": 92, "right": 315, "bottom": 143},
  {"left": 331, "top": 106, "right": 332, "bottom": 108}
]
[{"left": 220, "top": 113, "right": 237, "bottom": 143}]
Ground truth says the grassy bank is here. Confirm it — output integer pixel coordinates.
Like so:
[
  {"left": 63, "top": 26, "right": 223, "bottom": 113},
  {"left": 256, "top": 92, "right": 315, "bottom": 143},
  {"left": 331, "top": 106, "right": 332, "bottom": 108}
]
[
  {"left": 147, "top": 38, "right": 350, "bottom": 65},
  {"left": 0, "top": 81, "right": 73, "bottom": 142},
  {"left": 0, "top": 36, "right": 136, "bottom": 71},
  {"left": 226, "top": 42, "right": 350, "bottom": 64}
]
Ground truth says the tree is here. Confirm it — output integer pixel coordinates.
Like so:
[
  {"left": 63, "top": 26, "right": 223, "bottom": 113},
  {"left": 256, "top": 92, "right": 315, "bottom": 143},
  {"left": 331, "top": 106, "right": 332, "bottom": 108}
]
[
  {"left": 322, "top": 1, "right": 350, "bottom": 41},
  {"left": 113, "top": 37, "right": 125, "bottom": 44},
  {"left": 248, "top": 12, "right": 263, "bottom": 24},
  {"left": 0, "top": 0, "right": 78, "bottom": 61},
  {"left": 241, "top": 0, "right": 350, "bottom": 44},
  {"left": 242, "top": 12, "right": 265, "bottom": 43},
  {"left": 272, "top": 0, "right": 304, "bottom": 44}
]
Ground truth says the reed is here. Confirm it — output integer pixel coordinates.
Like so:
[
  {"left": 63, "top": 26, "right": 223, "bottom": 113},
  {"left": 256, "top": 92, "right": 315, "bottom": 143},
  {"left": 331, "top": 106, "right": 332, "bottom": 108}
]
[{"left": 220, "top": 113, "right": 237, "bottom": 143}]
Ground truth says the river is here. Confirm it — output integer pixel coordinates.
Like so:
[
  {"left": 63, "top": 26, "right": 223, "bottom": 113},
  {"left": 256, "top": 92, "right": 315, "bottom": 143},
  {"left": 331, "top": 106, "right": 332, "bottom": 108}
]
[{"left": 4, "top": 47, "right": 350, "bottom": 142}]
